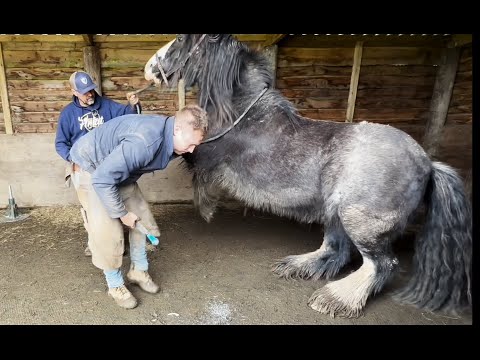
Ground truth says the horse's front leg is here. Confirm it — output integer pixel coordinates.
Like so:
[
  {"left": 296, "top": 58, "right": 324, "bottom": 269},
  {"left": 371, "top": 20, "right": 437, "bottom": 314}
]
[
  {"left": 272, "top": 223, "right": 353, "bottom": 280},
  {"left": 192, "top": 172, "right": 221, "bottom": 223}
]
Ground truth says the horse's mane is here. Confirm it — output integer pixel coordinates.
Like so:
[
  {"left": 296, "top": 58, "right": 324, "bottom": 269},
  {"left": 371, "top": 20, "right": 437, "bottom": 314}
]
[{"left": 177, "top": 34, "right": 299, "bottom": 132}]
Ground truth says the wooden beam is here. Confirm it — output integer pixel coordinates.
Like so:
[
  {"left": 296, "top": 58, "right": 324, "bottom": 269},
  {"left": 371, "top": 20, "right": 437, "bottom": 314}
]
[
  {"left": 82, "top": 34, "right": 93, "bottom": 46},
  {"left": 83, "top": 46, "right": 103, "bottom": 96},
  {"left": 0, "top": 34, "right": 270, "bottom": 43},
  {"left": 0, "top": 42, "right": 13, "bottom": 134},
  {"left": 450, "top": 34, "right": 472, "bottom": 47},
  {"left": 264, "top": 34, "right": 286, "bottom": 47},
  {"left": 178, "top": 79, "right": 185, "bottom": 110},
  {"left": 0, "top": 35, "right": 85, "bottom": 42},
  {"left": 423, "top": 45, "right": 461, "bottom": 156},
  {"left": 346, "top": 41, "right": 363, "bottom": 122}
]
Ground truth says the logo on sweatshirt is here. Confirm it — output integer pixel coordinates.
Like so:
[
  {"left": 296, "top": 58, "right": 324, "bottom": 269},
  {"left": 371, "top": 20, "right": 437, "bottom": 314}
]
[{"left": 78, "top": 110, "right": 104, "bottom": 131}]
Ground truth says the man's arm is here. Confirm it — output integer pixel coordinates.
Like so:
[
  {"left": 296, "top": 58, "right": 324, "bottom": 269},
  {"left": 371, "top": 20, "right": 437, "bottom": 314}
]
[
  {"left": 55, "top": 113, "right": 73, "bottom": 161},
  {"left": 106, "top": 94, "right": 141, "bottom": 117}
]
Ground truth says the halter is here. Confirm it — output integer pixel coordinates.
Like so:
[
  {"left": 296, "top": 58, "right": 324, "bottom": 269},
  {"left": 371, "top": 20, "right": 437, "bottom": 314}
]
[
  {"left": 156, "top": 34, "right": 207, "bottom": 86},
  {"left": 201, "top": 87, "right": 269, "bottom": 144}
]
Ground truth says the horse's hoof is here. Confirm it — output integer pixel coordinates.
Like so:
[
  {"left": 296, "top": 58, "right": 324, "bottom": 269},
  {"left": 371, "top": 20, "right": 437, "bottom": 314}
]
[
  {"left": 271, "top": 256, "right": 304, "bottom": 280},
  {"left": 308, "top": 288, "right": 363, "bottom": 318}
]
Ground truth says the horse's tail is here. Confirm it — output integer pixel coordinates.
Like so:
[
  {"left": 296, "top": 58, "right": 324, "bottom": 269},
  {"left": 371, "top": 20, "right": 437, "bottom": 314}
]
[{"left": 393, "top": 161, "right": 472, "bottom": 314}]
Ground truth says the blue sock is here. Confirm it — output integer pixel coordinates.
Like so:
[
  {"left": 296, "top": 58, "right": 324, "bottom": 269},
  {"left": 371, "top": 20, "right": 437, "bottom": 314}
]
[
  {"left": 103, "top": 269, "right": 124, "bottom": 289},
  {"left": 130, "top": 237, "right": 148, "bottom": 272}
]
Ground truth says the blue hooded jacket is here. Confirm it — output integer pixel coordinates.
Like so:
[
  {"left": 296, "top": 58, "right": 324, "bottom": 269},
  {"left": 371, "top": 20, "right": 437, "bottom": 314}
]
[
  {"left": 55, "top": 95, "right": 139, "bottom": 161},
  {"left": 70, "top": 114, "right": 177, "bottom": 218}
]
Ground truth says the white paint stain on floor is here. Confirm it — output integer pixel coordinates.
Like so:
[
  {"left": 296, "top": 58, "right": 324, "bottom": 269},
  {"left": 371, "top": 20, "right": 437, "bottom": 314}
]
[{"left": 199, "top": 299, "right": 233, "bottom": 325}]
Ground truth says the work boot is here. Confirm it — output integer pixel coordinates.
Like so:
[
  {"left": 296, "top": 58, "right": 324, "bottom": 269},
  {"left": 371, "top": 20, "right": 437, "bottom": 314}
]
[
  {"left": 108, "top": 285, "right": 138, "bottom": 309},
  {"left": 127, "top": 265, "right": 160, "bottom": 294}
]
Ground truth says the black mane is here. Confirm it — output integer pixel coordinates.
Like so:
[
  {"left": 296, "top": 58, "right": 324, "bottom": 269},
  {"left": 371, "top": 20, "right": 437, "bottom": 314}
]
[{"left": 166, "top": 34, "right": 298, "bottom": 134}]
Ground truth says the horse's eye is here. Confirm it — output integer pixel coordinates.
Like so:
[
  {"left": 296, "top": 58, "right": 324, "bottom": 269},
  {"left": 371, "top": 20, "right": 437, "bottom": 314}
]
[{"left": 177, "top": 35, "right": 183, "bottom": 42}]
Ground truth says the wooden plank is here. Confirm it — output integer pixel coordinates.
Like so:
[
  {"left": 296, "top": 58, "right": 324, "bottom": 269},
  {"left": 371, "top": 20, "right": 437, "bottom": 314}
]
[
  {"left": 99, "top": 48, "right": 160, "bottom": 67},
  {"left": 178, "top": 79, "right": 185, "bottom": 110},
  {"left": 276, "top": 75, "right": 434, "bottom": 89},
  {"left": 14, "top": 122, "right": 57, "bottom": 133},
  {"left": 83, "top": 46, "right": 102, "bottom": 95},
  {"left": 289, "top": 96, "right": 430, "bottom": 110},
  {"left": 8, "top": 79, "right": 68, "bottom": 91},
  {"left": 0, "top": 35, "right": 84, "bottom": 42},
  {"left": 2, "top": 42, "right": 84, "bottom": 50},
  {"left": 281, "top": 86, "right": 434, "bottom": 99},
  {"left": 0, "top": 43, "right": 13, "bottom": 134},
  {"left": 10, "top": 101, "right": 69, "bottom": 112},
  {"left": 346, "top": 41, "right": 363, "bottom": 122},
  {"left": 2, "top": 50, "right": 83, "bottom": 67},
  {"left": 423, "top": 46, "right": 461, "bottom": 155},
  {"left": 446, "top": 113, "right": 472, "bottom": 124},
  {"left": 12, "top": 112, "right": 60, "bottom": 123},
  {"left": 6, "top": 67, "right": 75, "bottom": 79},
  {"left": 352, "top": 108, "right": 429, "bottom": 121},
  {"left": 277, "top": 64, "right": 436, "bottom": 77},
  {"left": 8, "top": 89, "right": 72, "bottom": 101},
  {"left": 279, "top": 47, "right": 442, "bottom": 66},
  {"left": 97, "top": 42, "right": 169, "bottom": 50}
]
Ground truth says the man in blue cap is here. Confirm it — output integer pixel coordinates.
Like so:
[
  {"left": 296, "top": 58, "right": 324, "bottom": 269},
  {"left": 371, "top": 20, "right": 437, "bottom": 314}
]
[{"left": 55, "top": 70, "right": 142, "bottom": 256}]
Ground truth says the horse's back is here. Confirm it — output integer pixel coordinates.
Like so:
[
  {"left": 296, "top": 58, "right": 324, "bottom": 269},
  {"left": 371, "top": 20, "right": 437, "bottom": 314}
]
[{"left": 332, "top": 121, "right": 432, "bottom": 215}]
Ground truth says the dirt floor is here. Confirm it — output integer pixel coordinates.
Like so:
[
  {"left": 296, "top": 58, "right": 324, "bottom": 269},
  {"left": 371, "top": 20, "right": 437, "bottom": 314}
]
[{"left": 0, "top": 203, "right": 472, "bottom": 325}]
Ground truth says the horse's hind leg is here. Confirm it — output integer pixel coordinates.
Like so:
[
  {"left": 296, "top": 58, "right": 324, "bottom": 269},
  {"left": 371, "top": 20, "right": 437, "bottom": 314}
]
[
  {"left": 272, "top": 222, "right": 353, "bottom": 280},
  {"left": 308, "top": 205, "right": 399, "bottom": 318}
]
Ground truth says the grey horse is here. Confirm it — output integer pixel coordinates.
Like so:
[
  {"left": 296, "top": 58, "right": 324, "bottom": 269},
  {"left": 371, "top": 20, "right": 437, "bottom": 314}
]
[{"left": 144, "top": 34, "right": 471, "bottom": 318}]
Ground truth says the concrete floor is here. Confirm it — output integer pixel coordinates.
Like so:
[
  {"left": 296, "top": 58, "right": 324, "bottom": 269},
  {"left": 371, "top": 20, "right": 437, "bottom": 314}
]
[{"left": 0, "top": 203, "right": 472, "bottom": 325}]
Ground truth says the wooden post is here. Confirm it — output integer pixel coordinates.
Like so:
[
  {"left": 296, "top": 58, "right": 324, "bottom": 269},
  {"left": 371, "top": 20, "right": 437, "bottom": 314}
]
[
  {"left": 263, "top": 45, "right": 278, "bottom": 88},
  {"left": 423, "top": 45, "right": 460, "bottom": 156},
  {"left": 178, "top": 78, "right": 185, "bottom": 110},
  {"left": 346, "top": 41, "right": 363, "bottom": 122},
  {"left": 83, "top": 45, "right": 102, "bottom": 96},
  {"left": 0, "top": 42, "right": 13, "bottom": 134}
]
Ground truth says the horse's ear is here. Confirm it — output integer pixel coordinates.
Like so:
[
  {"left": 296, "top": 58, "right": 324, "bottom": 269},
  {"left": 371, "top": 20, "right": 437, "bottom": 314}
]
[{"left": 207, "top": 34, "right": 221, "bottom": 42}]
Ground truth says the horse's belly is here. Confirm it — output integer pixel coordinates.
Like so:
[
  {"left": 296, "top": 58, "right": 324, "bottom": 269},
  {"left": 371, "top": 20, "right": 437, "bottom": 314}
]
[{"left": 219, "top": 166, "right": 320, "bottom": 209}]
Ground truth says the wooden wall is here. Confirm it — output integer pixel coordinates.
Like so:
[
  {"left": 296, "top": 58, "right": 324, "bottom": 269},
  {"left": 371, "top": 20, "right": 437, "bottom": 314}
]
[
  {"left": 0, "top": 35, "right": 472, "bottom": 176},
  {"left": 0, "top": 39, "right": 181, "bottom": 134},
  {"left": 276, "top": 41, "right": 471, "bottom": 175}
]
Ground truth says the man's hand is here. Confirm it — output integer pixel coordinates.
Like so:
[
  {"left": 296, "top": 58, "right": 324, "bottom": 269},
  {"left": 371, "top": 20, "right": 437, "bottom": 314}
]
[
  {"left": 120, "top": 211, "right": 139, "bottom": 228},
  {"left": 126, "top": 92, "right": 139, "bottom": 106}
]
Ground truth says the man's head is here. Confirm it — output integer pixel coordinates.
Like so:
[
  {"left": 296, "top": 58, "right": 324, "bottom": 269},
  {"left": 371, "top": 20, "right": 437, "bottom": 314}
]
[
  {"left": 69, "top": 71, "right": 98, "bottom": 106},
  {"left": 173, "top": 105, "right": 208, "bottom": 154}
]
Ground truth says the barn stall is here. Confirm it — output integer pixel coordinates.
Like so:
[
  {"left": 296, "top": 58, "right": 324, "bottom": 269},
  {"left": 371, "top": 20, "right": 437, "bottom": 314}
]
[{"left": 0, "top": 34, "right": 472, "bottom": 325}]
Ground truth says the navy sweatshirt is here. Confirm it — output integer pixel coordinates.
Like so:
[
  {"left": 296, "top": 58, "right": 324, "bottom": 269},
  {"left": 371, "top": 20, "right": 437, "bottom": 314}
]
[
  {"left": 70, "top": 114, "right": 177, "bottom": 218},
  {"left": 55, "top": 95, "right": 139, "bottom": 162}
]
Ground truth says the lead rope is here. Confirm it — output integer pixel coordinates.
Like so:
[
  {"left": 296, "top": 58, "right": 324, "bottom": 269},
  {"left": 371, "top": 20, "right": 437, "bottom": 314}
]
[{"left": 201, "top": 87, "right": 268, "bottom": 144}]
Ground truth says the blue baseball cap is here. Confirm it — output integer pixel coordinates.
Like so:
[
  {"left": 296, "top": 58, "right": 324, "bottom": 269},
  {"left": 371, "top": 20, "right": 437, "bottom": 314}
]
[{"left": 69, "top": 71, "right": 97, "bottom": 95}]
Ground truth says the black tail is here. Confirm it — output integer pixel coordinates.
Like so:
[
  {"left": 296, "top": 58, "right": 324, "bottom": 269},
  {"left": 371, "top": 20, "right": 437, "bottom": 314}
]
[{"left": 393, "top": 161, "right": 472, "bottom": 314}]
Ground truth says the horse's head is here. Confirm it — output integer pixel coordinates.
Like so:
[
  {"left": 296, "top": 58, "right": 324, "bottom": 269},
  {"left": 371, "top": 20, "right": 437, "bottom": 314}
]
[
  {"left": 145, "top": 34, "right": 273, "bottom": 132},
  {"left": 144, "top": 34, "right": 221, "bottom": 89}
]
